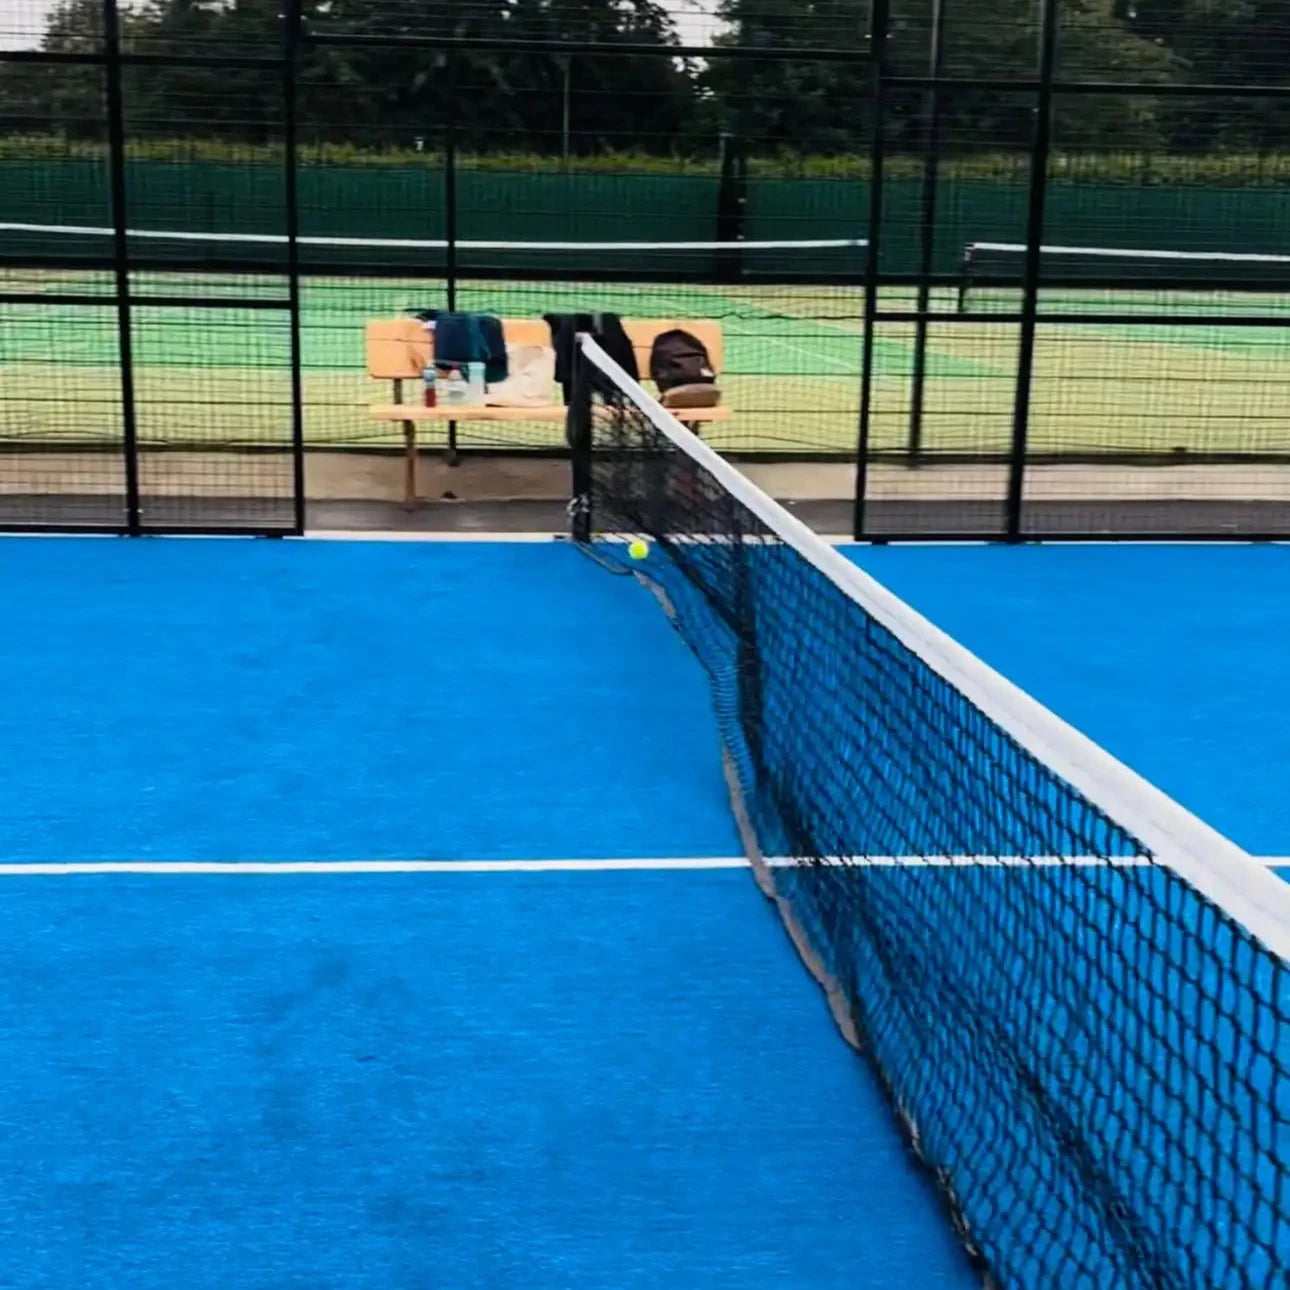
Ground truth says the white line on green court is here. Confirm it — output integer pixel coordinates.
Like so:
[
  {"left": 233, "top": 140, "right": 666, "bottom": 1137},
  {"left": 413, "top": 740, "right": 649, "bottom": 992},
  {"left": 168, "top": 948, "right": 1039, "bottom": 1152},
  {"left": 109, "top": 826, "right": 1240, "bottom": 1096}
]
[
  {"left": 753, "top": 327, "right": 861, "bottom": 374},
  {"left": 0, "top": 856, "right": 1285, "bottom": 875}
]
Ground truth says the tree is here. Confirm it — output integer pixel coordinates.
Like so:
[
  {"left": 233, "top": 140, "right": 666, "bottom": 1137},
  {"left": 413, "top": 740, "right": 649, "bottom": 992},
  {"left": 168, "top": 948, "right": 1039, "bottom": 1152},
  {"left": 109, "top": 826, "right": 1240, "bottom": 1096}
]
[
  {"left": 1120, "top": 0, "right": 1290, "bottom": 151},
  {"left": 701, "top": 0, "right": 1186, "bottom": 158},
  {"left": 0, "top": 0, "right": 113, "bottom": 136},
  {"left": 4, "top": 0, "right": 1283, "bottom": 163},
  {"left": 0, "top": 0, "right": 698, "bottom": 155},
  {"left": 294, "top": 0, "right": 696, "bottom": 155},
  {"left": 700, "top": 0, "right": 871, "bottom": 157}
]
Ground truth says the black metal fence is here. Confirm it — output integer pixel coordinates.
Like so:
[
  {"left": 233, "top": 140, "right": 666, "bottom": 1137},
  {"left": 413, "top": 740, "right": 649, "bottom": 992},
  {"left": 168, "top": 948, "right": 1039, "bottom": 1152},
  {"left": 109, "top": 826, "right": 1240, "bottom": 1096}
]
[
  {"left": 860, "top": 0, "right": 1290, "bottom": 540},
  {"left": 0, "top": 0, "right": 305, "bottom": 535},
  {"left": 3, "top": 0, "right": 1290, "bottom": 539}
]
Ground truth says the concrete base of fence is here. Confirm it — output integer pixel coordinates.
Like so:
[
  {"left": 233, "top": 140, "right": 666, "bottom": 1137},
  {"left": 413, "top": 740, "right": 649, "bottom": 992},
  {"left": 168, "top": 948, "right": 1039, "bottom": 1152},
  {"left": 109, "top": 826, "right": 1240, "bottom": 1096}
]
[{"left": 0, "top": 449, "right": 1288, "bottom": 537}]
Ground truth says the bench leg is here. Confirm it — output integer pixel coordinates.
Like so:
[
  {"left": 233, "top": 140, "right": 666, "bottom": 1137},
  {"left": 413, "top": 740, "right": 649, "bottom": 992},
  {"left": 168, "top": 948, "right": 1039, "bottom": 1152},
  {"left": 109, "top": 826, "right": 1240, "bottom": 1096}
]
[{"left": 403, "top": 420, "right": 417, "bottom": 509}]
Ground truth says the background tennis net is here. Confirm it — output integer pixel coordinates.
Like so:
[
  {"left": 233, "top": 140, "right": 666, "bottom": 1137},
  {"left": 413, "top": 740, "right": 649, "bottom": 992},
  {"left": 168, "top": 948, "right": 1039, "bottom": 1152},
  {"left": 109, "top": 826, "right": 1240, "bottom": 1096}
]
[
  {"left": 0, "top": 221, "right": 867, "bottom": 283},
  {"left": 0, "top": 224, "right": 870, "bottom": 458},
  {"left": 959, "top": 240, "right": 1290, "bottom": 314},
  {"left": 569, "top": 332, "right": 1290, "bottom": 1289}
]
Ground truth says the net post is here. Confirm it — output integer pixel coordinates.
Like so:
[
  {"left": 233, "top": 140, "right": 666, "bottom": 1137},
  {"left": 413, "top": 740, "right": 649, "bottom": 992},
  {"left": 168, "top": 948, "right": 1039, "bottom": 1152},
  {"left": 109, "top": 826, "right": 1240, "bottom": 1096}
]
[
  {"left": 906, "top": 0, "right": 948, "bottom": 470},
  {"left": 282, "top": 0, "right": 306, "bottom": 537},
  {"left": 1006, "top": 0, "right": 1059, "bottom": 541},
  {"left": 853, "top": 0, "right": 891, "bottom": 541},
  {"left": 957, "top": 243, "right": 973, "bottom": 314},
  {"left": 567, "top": 335, "right": 593, "bottom": 544},
  {"left": 103, "top": 0, "right": 141, "bottom": 535}
]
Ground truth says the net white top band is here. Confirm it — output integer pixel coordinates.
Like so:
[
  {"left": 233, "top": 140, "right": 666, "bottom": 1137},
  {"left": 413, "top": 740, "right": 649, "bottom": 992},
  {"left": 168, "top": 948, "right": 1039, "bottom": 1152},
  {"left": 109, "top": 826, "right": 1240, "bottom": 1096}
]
[
  {"left": 969, "top": 240, "right": 1290, "bottom": 265},
  {"left": 0, "top": 223, "right": 866, "bottom": 255}
]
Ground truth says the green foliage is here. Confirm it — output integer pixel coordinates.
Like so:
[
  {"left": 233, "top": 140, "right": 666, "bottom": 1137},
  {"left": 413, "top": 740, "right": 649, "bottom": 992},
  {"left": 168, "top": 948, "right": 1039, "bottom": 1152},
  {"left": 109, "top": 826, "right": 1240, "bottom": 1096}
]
[
  {"left": 0, "top": 0, "right": 697, "bottom": 153},
  {"left": 0, "top": 135, "right": 721, "bottom": 173},
  {"left": 7, "top": 135, "right": 1290, "bottom": 187},
  {"left": 2, "top": 0, "right": 1288, "bottom": 164}
]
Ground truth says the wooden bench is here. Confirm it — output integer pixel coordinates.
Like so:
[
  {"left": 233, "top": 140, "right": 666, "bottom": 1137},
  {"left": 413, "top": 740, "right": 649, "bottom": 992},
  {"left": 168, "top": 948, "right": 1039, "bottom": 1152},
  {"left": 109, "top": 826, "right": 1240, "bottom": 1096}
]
[{"left": 366, "top": 316, "right": 732, "bottom": 506}]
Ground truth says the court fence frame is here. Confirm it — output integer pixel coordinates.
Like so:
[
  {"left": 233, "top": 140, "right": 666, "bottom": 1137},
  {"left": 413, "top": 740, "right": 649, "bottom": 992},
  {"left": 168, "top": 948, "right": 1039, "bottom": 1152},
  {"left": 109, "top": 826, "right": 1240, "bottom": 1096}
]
[
  {"left": 0, "top": 0, "right": 307, "bottom": 536},
  {"left": 4, "top": 2, "right": 1290, "bottom": 538},
  {"left": 859, "top": 0, "right": 1290, "bottom": 541}
]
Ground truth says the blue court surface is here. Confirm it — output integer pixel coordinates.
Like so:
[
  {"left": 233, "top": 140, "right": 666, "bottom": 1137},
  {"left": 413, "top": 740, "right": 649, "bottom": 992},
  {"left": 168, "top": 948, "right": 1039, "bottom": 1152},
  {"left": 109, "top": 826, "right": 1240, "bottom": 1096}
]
[
  {"left": 0, "top": 535, "right": 1284, "bottom": 1288},
  {"left": 844, "top": 542, "right": 1290, "bottom": 861}
]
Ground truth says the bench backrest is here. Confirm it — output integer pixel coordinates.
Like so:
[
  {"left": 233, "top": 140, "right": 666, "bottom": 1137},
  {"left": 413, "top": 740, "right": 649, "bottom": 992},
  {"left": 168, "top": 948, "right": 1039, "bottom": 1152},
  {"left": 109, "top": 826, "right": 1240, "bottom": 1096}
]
[{"left": 366, "top": 316, "right": 724, "bottom": 384}]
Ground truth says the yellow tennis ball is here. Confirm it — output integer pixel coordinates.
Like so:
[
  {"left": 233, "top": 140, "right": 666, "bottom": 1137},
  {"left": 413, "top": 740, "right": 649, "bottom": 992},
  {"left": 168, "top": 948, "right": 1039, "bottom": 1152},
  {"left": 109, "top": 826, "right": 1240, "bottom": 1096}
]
[{"left": 627, "top": 539, "right": 650, "bottom": 561}]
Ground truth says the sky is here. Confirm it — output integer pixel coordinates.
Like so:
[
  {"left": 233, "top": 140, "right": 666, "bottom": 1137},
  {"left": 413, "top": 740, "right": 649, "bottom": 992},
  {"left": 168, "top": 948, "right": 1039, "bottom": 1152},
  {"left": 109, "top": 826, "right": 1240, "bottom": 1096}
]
[{"left": 0, "top": 0, "right": 724, "bottom": 50}]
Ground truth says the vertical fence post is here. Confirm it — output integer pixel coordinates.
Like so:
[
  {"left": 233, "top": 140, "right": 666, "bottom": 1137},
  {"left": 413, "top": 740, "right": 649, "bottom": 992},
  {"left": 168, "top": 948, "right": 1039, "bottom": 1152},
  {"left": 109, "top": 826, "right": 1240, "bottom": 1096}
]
[
  {"left": 443, "top": 51, "right": 459, "bottom": 467},
  {"left": 102, "top": 0, "right": 140, "bottom": 534},
  {"left": 283, "top": 0, "right": 306, "bottom": 535},
  {"left": 1005, "top": 0, "right": 1059, "bottom": 540},
  {"left": 561, "top": 55, "right": 573, "bottom": 163},
  {"left": 443, "top": 53, "right": 459, "bottom": 313},
  {"left": 906, "top": 0, "right": 947, "bottom": 468},
  {"left": 853, "top": 0, "right": 890, "bottom": 541},
  {"left": 716, "top": 130, "right": 747, "bottom": 282}
]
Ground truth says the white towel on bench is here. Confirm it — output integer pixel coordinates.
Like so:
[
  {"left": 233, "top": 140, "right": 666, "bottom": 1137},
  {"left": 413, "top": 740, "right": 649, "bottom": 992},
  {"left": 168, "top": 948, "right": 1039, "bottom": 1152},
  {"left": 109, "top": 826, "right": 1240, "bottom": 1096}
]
[{"left": 486, "top": 345, "right": 557, "bottom": 408}]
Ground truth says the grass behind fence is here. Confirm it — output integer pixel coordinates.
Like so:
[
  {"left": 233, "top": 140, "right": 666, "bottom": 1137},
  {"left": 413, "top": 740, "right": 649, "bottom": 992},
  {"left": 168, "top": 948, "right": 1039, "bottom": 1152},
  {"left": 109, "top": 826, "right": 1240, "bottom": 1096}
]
[{"left": 5, "top": 274, "right": 1290, "bottom": 461}]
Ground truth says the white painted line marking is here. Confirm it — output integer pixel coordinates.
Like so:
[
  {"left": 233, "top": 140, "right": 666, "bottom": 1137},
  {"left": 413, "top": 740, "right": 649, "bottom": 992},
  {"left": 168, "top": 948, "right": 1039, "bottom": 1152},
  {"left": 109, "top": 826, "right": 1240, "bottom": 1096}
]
[
  {"left": 0, "top": 855, "right": 1284, "bottom": 875},
  {"left": 303, "top": 530, "right": 563, "bottom": 543},
  {"left": 0, "top": 858, "right": 749, "bottom": 876}
]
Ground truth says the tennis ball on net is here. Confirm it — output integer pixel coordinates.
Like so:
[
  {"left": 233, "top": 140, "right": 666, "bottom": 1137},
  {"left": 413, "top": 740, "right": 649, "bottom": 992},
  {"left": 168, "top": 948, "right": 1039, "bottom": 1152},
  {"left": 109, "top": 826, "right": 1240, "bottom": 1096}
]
[{"left": 627, "top": 539, "right": 650, "bottom": 561}]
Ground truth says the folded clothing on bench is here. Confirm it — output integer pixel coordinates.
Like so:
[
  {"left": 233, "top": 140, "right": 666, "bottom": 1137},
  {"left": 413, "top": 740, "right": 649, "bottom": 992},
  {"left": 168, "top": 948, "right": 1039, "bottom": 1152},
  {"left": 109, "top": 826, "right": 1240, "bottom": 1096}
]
[
  {"left": 544, "top": 312, "right": 638, "bottom": 403},
  {"left": 412, "top": 310, "right": 508, "bottom": 384}
]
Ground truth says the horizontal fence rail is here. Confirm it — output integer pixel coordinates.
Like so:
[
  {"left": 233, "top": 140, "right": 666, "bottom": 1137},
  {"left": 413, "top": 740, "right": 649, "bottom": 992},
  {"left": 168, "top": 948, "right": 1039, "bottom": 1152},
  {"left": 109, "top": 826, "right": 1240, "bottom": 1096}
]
[{"left": 0, "top": 1, "right": 1285, "bottom": 538}]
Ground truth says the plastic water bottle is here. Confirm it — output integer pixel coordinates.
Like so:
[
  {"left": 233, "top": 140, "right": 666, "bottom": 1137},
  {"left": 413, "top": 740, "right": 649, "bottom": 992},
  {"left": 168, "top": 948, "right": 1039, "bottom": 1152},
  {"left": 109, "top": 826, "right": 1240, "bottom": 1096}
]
[
  {"left": 441, "top": 364, "right": 468, "bottom": 406},
  {"left": 466, "top": 361, "right": 487, "bottom": 405}
]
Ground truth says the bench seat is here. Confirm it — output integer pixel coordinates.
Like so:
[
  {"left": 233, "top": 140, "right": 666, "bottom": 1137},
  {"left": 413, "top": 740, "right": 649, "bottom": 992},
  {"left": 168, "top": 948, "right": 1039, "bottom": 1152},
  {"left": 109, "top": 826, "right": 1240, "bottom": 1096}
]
[
  {"left": 368, "top": 403, "right": 732, "bottom": 423},
  {"left": 365, "top": 315, "right": 729, "bottom": 506}
]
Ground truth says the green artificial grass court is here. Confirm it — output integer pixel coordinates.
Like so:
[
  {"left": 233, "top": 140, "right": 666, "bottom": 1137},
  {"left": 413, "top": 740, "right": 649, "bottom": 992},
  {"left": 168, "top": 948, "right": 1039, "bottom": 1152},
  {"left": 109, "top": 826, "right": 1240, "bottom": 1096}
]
[{"left": 5, "top": 272, "right": 1290, "bottom": 458}]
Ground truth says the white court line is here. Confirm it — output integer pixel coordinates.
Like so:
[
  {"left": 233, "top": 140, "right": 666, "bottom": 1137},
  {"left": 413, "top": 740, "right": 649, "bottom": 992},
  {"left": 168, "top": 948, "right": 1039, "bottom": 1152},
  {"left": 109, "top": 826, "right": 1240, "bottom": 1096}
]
[
  {"left": 0, "top": 855, "right": 1286, "bottom": 875},
  {"left": 300, "top": 531, "right": 865, "bottom": 546},
  {"left": 299, "top": 533, "right": 1290, "bottom": 550},
  {"left": 305, "top": 530, "right": 566, "bottom": 543},
  {"left": 754, "top": 327, "right": 862, "bottom": 375},
  {"left": 0, "top": 531, "right": 876, "bottom": 548}
]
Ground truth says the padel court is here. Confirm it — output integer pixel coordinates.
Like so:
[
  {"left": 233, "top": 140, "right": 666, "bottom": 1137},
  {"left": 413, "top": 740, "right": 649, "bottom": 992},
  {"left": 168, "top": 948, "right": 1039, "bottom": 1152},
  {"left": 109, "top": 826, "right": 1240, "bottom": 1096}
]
[{"left": 0, "top": 533, "right": 1285, "bottom": 1289}]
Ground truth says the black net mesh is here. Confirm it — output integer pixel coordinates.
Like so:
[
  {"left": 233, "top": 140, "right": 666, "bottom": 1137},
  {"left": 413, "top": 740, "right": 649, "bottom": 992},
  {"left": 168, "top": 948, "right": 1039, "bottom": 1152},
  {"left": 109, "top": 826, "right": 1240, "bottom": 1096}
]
[
  {"left": 569, "top": 336, "right": 1290, "bottom": 1290},
  {"left": 959, "top": 242, "right": 1290, "bottom": 314}
]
